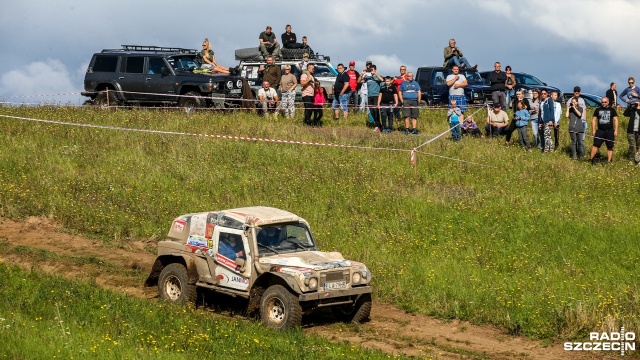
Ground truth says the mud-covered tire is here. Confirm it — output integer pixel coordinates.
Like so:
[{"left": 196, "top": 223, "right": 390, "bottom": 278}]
[
  {"left": 259, "top": 285, "right": 302, "bottom": 330},
  {"left": 158, "top": 263, "right": 196, "bottom": 306},
  {"left": 179, "top": 91, "right": 203, "bottom": 113},
  {"left": 94, "top": 90, "right": 118, "bottom": 109},
  {"left": 331, "top": 293, "right": 372, "bottom": 324}
]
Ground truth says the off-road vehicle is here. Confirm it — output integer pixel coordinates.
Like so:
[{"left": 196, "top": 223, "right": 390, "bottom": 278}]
[
  {"left": 81, "top": 45, "right": 252, "bottom": 111},
  {"left": 415, "top": 66, "right": 492, "bottom": 106},
  {"left": 145, "top": 206, "right": 373, "bottom": 330},
  {"left": 235, "top": 47, "right": 337, "bottom": 101}
]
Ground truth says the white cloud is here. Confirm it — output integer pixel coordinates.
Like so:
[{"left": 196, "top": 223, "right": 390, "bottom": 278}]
[{"left": 568, "top": 74, "right": 609, "bottom": 93}]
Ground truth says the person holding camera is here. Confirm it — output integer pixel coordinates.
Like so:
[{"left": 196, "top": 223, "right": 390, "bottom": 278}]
[
  {"left": 566, "top": 96, "right": 585, "bottom": 159},
  {"left": 257, "top": 81, "right": 279, "bottom": 118},
  {"left": 358, "top": 64, "right": 384, "bottom": 131},
  {"left": 443, "top": 39, "right": 476, "bottom": 69},
  {"left": 620, "top": 77, "right": 640, "bottom": 161}
]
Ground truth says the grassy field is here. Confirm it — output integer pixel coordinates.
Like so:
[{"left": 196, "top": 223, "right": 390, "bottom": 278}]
[{"left": 0, "top": 105, "right": 639, "bottom": 344}]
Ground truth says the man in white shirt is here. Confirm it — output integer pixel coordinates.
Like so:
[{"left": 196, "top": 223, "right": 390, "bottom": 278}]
[{"left": 257, "top": 81, "right": 279, "bottom": 118}]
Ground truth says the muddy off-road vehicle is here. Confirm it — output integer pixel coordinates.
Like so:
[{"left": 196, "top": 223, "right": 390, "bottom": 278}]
[{"left": 145, "top": 206, "right": 373, "bottom": 330}]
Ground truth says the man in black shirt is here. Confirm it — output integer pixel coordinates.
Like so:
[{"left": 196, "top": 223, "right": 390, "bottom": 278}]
[
  {"left": 281, "top": 24, "right": 300, "bottom": 49},
  {"left": 332, "top": 63, "right": 351, "bottom": 119},
  {"left": 590, "top": 97, "right": 619, "bottom": 163},
  {"left": 378, "top": 76, "right": 398, "bottom": 133},
  {"left": 488, "top": 62, "right": 507, "bottom": 109}
]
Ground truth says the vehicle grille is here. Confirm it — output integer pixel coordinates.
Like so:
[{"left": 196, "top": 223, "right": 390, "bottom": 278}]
[{"left": 325, "top": 271, "right": 346, "bottom": 282}]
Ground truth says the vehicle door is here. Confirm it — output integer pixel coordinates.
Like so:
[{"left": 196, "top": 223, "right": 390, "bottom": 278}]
[
  {"left": 415, "top": 68, "right": 433, "bottom": 104},
  {"left": 117, "top": 56, "right": 147, "bottom": 101},
  {"left": 144, "top": 56, "right": 176, "bottom": 102},
  {"left": 211, "top": 226, "right": 252, "bottom": 291}
]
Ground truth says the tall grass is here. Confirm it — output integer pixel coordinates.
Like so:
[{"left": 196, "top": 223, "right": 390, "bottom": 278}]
[{"left": 0, "top": 105, "right": 639, "bottom": 341}]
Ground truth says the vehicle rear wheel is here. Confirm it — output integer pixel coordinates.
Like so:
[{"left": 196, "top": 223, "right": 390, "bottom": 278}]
[
  {"left": 158, "top": 263, "right": 196, "bottom": 306},
  {"left": 94, "top": 90, "right": 118, "bottom": 109},
  {"left": 259, "top": 285, "right": 302, "bottom": 330},
  {"left": 331, "top": 293, "right": 371, "bottom": 324},
  {"left": 179, "top": 91, "right": 203, "bottom": 113}
]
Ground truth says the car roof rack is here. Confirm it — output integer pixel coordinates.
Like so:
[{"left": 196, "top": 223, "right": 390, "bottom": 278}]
[{"left": 101, "top": 45, "right": 197, "bottom": 54}]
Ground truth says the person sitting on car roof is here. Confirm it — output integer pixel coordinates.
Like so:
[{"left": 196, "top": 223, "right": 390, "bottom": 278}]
[
  {"left": 259, "top": 26, "right": 281, "bottom": 59},
  {"left": 443, "top": 39, "right": 476, "bottom": 70},
  {"left": 281, "top": 24, "right": 303, "bottom": 49},
  {"left": 198, "top": 38, "right": 231, "bottom": 74}
]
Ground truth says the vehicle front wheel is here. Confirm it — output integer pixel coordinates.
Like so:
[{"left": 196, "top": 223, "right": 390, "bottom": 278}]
[
  {"left": 179, "top": 91, "right": 203, "bottom": 113},
  {"left": 259, "top": 285, "right": 302, "bottom": 330},
  {"left": 94, "top": 90, "right": 118, "bottom": 109},
  {"left": 158, "top": 263, "right": 196, "bottom": 306},
  {"left": 331, "top": 293, "right": 372, "bottom": 324}
]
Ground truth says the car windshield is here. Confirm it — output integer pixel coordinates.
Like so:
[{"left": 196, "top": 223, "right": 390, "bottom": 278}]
[
  {"left": 515, "top": 73, "right": 545, "bottom": 85},
  {"left": 313, "top": 64, "right": 337, "bottom": 77},
  {"left": 256, "top": 222, "right": 316, "bottom": 254},
  {"left": 462, "top": 70, "right": 484, "bottom": 84},
  {"left": 168, "top": 55, "right": 199, "bottom": 71}
]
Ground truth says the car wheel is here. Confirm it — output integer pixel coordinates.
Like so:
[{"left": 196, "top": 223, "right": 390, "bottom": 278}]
[
  {"left": 158, "top": 263, "right": 196, "bottom": 305},
  {"left": 94, "top": 90, "right": 118, "bottom": 109},
  {"left": 179, "top": 91, "right": 203, "bottom": 113},
  {"left": 331, "top": 293, "right": 371, "bottom": 324},
  {"left": 259, "top": 285, "right": 302, "bottom": 330}
]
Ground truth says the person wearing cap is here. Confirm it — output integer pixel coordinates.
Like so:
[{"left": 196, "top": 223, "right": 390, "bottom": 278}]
[
  {"left": 346, "top": 61, "right": 360, "bottom": 112},
  {"left": 570, "top": 86, "right": 588, "bottom": 143},
  {"left": 299, "top": 53, "right": 310, "bottom": 74},
  {"left": 485, "top": 103, "right": 509, "bottom": 137},
  {"left": 620, "top": 77, "right": 640, "bottom": 160},
  {"left": 332, "top": 63, "right": 352, "bottom": 119},
  {"left": 443, "top": 39, "right": 477, "bottom": 70},
  {"left": 258, "top": 26, "right": 281, "bottom": 59}
]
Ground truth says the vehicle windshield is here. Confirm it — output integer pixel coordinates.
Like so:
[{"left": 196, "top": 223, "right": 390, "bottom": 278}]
[
  {"left": 168, "top": 55, "right": 199, "bottom": 71},
  {"left": 515, "top": 73, "right": 544, "bottom": 85},
  {"left": 313, "top": 64, "right": 337, "bottom": 77},
  {"left": 462, "top": 70, "right": 484, "bottom": 84},
  {"left": 256, "top": 222, "right": 316, "bottom": 254}
]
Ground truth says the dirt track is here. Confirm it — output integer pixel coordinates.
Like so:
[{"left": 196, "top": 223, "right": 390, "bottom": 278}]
[{"left": 0, "top": 217, "right": 610, "bottom": 359}]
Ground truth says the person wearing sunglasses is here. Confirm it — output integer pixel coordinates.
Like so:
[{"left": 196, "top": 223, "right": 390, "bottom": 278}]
[{"left": 620, "top": 77, "right": 640, "bottom": 161}]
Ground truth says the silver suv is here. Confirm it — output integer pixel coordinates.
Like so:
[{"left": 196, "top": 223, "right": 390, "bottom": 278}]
[{"left": 145, "top": 206, "right": 373, "bottom": 330}]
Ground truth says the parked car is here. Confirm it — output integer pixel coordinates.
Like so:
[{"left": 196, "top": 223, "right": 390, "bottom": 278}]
[
  {"left": 563, "top": 92, "right": 603, "bottom": 108},
  {"left": 479, "top": 71, "right": 563, "bottom": 103},
  {"left": 82, "top": 45, "right": 251, "bottom": 111},
  {"left": 145, "top": 206, "right": 373, "bottom": 330},
  {"left": 414, "top": 66, "right": 492, "bottom": 106},
  {"left": 235, "top": 48, "right": 337, "bottom": 101}
]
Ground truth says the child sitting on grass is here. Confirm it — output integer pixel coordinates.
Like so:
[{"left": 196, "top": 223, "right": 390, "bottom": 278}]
[
  {"left": 514, "top": 100, "right": 532, "bottom": 151},
  {"left": 447, "top": 98, "right": 464, "bottom": 141},
  {"left": 461, "top": 115, "right": 482, "bottom": 137}
]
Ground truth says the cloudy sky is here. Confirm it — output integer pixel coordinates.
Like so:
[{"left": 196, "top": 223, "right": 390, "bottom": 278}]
[{"left": 1, "top": 0, "right": 639, "bottom": 105}]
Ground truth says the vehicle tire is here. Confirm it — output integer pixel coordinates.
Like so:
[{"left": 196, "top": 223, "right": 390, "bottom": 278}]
[
  {"left": 94, "top": 90, "right": 118, "bottom": 109},
  {"left": 331, "top": 293, "right": 372, "bottom": 324},
  {"left": 179, "top": 91, "right": 203, "bottom": 113},
  {"left": 158, "top": 263, "right": 196, "bottom": 306},
  {"left": 259, "top": 285, "right": 302, "bottom": 330}
]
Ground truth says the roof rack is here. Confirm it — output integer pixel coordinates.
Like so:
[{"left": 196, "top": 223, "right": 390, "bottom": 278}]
[{"left": 101, "top": 45, "right": 197, "bottom": 54}]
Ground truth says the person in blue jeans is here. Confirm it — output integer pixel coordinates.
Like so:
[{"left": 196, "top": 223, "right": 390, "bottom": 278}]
[
  {"left": 514, "top": 100, "right": 531, "bottom": 150},
  {"left": 443, "top": 39, "right": 476, "bottom": 69},
  {"left": 332, "top": 63, "right": 351, "bottom": 119},
  {"left": 447, "top": 99, "right": 463, "bottom": 141}
]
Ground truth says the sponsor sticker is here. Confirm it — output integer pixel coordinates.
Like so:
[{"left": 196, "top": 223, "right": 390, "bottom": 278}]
[{"left": 172, "top": 219, "right": 187, "bottom": 232}]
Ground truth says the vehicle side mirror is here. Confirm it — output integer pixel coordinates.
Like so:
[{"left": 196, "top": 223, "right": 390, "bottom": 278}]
[{"left": 161, "top": 67, "right": 170, "bottom": 75}]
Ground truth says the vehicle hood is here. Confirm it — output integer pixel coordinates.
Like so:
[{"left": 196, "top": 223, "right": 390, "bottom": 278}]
[{"left": 259, "top": 251, "right": 354, "bottom": 270}]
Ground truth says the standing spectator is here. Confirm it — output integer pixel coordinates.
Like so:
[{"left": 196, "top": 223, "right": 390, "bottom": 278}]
[
  {"left": 198, "top": 38, "right": 231, "bottom": 74},
  {"left": 257, "top": 81, "right": 279, "bottom": 118},
  {"left": 566, "top": 96, "right": 585, "bottom": 159},
  {"left": 589, "top": 97, "right": 619, "bottom": 164},
  {"left": 461, "top": 115, "right": 482, "bottom": 137},
  {"left": 539, "top": 90, "right": 555, "bottom": 152},
  {"left": 346, "top": 61, "right": 360, "bottom": 112},
  {"left": 442, "top": 39, "right": 476, "bottom": 69},
  {"left": 332, "top": 63, "right": 351, "bottom": 120},
  {"left": 571, "top": 86, "right": 588, "bottom": 142},
  {"left": 279, "top": 65, "right": 297, "bottom": 119},
  {"left": 488, "top": 62, "right": 507, "bottom": 109},
  {"left": 300, "top": 63, "right": 317, "bottom": 126},
  {"left": 258, "top": 26, "right": 281, "bottom": 59},
  {"left": 446, "top": 65, "right": 467, "bottom": 112},
  {"left": 504, "top": 66, "right": 516, "bottom": 111},
  {"left": 485, "top": 104, "right": 510, "bottom": 136},
  {"left": 447, "top": 98, "right": 463, "bottom": 141},
  {"left": 398, "top": 72, "right": 422, "bottom": 135},
  {"left": 359, "top": 64, "right": 384, "bottom": 131},
  {"left": 312, "top": 80, "right": 324, "bottom": 126},
  {"left": 281, "top": 25, "right": 299, "bottom": 49},
  {"left": 552, "top": 91, "right": 562, "bottom": 149},
  {"left": 606, "top": 82, "right": 618, "bottom": 108},
  {"left": 620, "top": 77, "right": 640, "bottom": 160},
  {"left": 529, "top": 89, "right": 541, "bottom": 149},
  {"left": 378, "top": 76, "right": 398, "bottom": 133},
  {"left": 505, "top": 90, "right": 529, "bottom": 145},
  {"left": 514, "top": 100, "right": 532, "bottom": 150},
  {"left": 359, "top": 61, "right": 373, "bottom": 113},
  {"left": 393, "top": 65, "right": 408, "bottom": 122},
  {"left": 259, "top": 56, "right": 281, "bottom": 93}
]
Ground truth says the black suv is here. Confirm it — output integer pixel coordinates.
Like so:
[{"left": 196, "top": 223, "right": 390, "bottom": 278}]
[
  {"left": 414, "top": 66, "right": 492, "bottom": 106},
  {"left": 82, "top": 45, "right": 251, "bottom": 110},
  {"left": 479, "top": 71, "right": 563, "bottom": 102}
]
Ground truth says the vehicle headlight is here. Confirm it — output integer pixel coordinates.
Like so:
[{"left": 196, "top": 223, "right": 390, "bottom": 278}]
[
  {"left": 305, "top": 277, "right": 318, "bottom": 290},
  {"left": 352, "top": 272, "right": 362, "bottom": 285},
  {"left": 473, "top": 93, "right": 479, "bottom": 98},
  {"left": 212, "top": 83, "right": 219, "bottom": 90},
  {"left": 226, "top": 81, "right": 233, "bottom": 90},
  {"left": 236, "top": 80, "right": 243, "bottom": 88}
]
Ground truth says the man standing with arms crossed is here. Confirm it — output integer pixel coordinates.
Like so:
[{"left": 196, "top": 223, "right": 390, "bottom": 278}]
[
  {"left": 446, "top": 65, "right": 467, "bottom": 113},
  {"left": 398, "top": 72, "right": 422, "bottom": 135},
  {"left": 346, "top": 61, "right": 360, "bottom": 112},
  {"left": 488, "top": 62, "right": 507, "bottom": 109}
]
